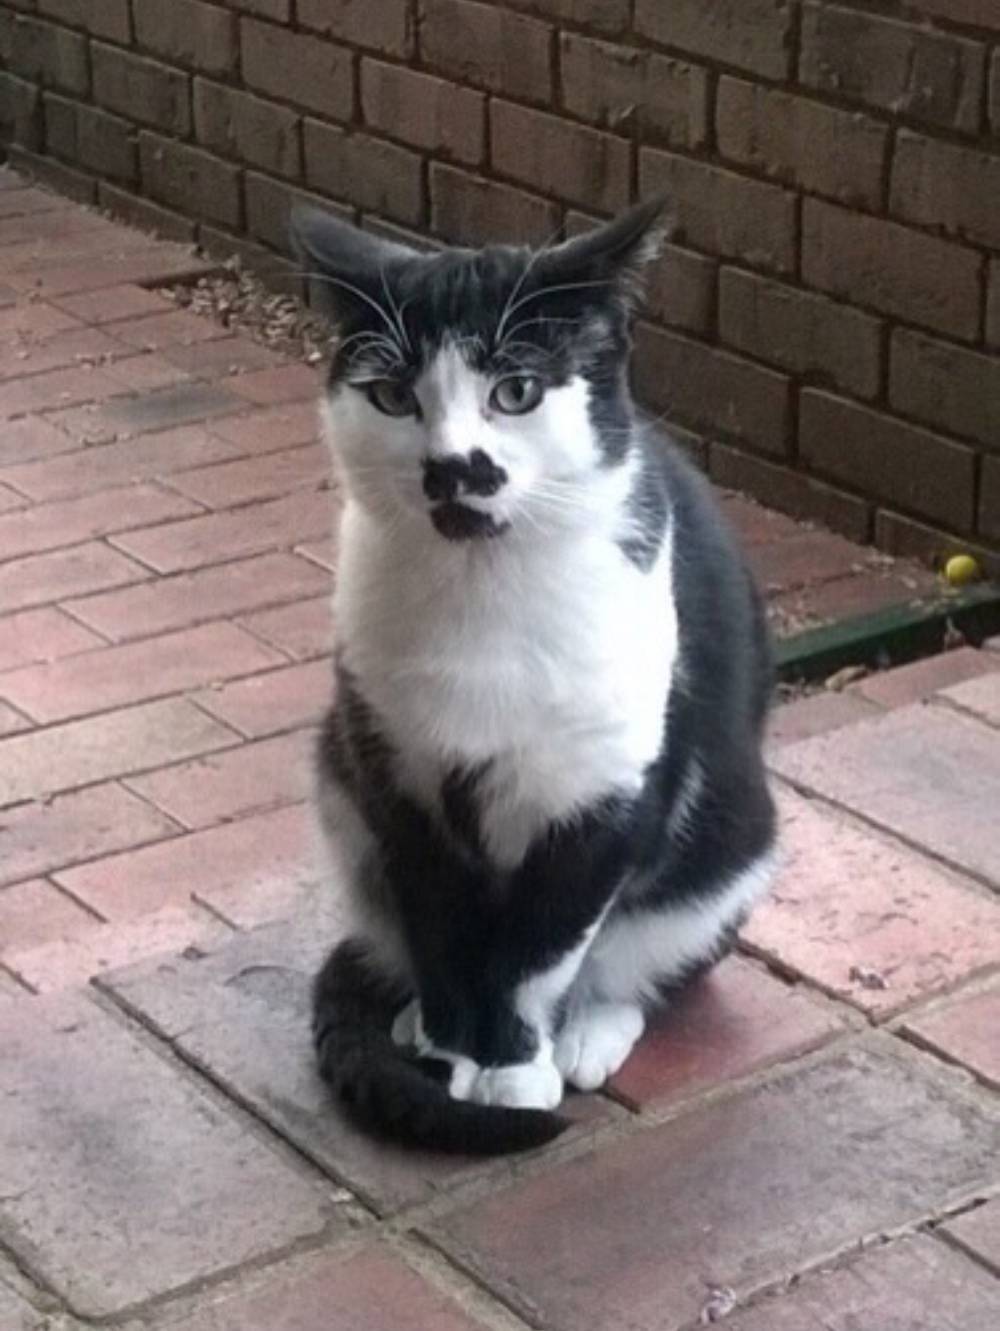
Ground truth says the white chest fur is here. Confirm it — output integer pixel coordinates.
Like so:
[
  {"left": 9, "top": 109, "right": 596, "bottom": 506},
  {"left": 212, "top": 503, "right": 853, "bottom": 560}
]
[{"left": 334, "top": 502, "right": 678, "bottom": 868}]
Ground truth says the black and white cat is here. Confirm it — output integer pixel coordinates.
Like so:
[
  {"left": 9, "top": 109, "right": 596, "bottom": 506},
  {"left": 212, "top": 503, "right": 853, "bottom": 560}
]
[{"left": 297, "top": 198, "right": 777, "bottom": 1154}]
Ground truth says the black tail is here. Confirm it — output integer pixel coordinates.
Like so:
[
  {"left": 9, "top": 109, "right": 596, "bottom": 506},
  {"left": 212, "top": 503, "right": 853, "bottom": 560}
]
[{"left": 312, "top": 939, "right": 570, "bottom": 1156}]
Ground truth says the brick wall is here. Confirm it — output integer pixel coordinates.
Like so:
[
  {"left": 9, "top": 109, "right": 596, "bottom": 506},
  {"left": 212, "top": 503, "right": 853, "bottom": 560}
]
[{"left": 2, "top": 0, "right": 998, "bottom": 569}]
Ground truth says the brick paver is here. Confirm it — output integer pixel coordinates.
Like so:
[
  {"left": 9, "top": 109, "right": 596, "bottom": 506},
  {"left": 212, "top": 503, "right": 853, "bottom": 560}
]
[
  {"left": 0, "top": 1281, "right": 46, "bottom": 1331},
  {"left": 851, "top": 645, "right": 999, "bottom": 708},
  {"left": 944, "top": 1198, "right": 1000, "bottom": 1275},
  {"left": 0, "top": 991, "right": 338, "bottom": 1318},
  {"left": 0, "top": 606, "right": 104, "bottom": 671},
  {"left": 427, "top": 1041, "right": 1000, "bottom": 1331},
  {"left": 902, "top": 985, "right": 1000, "bottom": 1090},
  {"left": 194, "top": 659, "right": 333, "bottom": 738},
  {"left": 939, "top": 669, "right": 1000, "bottom": 728},
  {"left": 0, "top": 877, "right": 98, "bottom": 954}
]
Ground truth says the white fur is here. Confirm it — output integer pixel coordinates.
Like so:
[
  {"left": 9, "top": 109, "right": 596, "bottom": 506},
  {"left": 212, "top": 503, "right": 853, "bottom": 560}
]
[
  {"left": 554, "top": 1001, "right": 645, "bottom": 1091},
  {"left": 577, "top": 850, "right": 779, "bottom": 1007}
]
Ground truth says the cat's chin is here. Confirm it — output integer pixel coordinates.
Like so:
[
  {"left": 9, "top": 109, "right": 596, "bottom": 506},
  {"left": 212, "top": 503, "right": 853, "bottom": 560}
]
[{"left": 430, "top": 501, "right": 510, "bottom": 542}]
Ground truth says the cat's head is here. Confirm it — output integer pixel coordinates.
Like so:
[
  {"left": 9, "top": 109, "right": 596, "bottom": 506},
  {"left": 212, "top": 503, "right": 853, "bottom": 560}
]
[{"left": 291, "top": 199, "right": 666, "bottom": 543}]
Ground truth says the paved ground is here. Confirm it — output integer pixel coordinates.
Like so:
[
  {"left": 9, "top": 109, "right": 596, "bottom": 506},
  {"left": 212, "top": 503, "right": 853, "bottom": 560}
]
[{"left": 1, "top": 168, "right": 998, "bottom": 1329}]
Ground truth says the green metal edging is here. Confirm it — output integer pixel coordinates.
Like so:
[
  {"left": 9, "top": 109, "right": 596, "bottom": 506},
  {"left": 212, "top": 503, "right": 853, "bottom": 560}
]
[{"left": 775, "top": 582, "right": 1000, "bottom": 684}]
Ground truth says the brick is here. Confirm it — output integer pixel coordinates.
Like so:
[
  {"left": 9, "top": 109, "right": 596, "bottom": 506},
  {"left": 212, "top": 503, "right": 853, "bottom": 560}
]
[
  {"left": 767, "top": 691, "right": 882, "bottom": 748},
  {"left": 890, "top": 328, "right": 1000, "bottom": 450},
  {"left": 641, "top": 148, "right": 796, "bottom": 275},
  {"left": 503, "top": 0, "right": 628, "bottom": 32},
  {"left": 908, "top": 0, "right": 1000, "bottom": 27},
  {"left": 770, "top": 703, "right": 1000, "bottom": 890},
  {"left": 139, "top": 132, "right": 242, "bottom": 229},
  {"left": 0, "top": 326, "right": 122, "bottom": 383},
  {"left": 993, "top": 48, "right": 1000, "bottom": 133},
  {"left": 3, "top": 146, "right": 98, "bottom": 207},
  {"left": 228, "top": 363, "right": 320, "bottom": 405},
  {"left": 125, "top": 730, "right": 311, "bottom": 831},
  {"left": 0, "top": 701, "right": 30, "bottom": 736},
  {"left": 163, "top": 333, "right": 279, "bottom": 378},
  {"left": 636, "top": 0, "right": 792, "bottom": 77},
  {"left": 303, "top": 120, "right": 423, "bottom": 226},
  {"left": 163, "top": 1246, "right": 489, "bottom": 1331},
  {"left": 167, "top": 444, "right": 327, "bottom": 510},
  {"left": 239, "top": 595, "right": 332, "bottom": 661},
  {"left": 92, "top": 43, "right": 191, "bottom": 137},
  {"left": 746, "top": 786, "right": 1000, "bottom": 1013},
  {"left": 195, "top": 658, "right": 332, "bottom": 738},
  {"left": 0, "top": 542, "right": 147, "bottom": 616},
  {"left": 560, "top": 34, "right": 708, "bottom": 148},
  {"left": 892, "top": 130, "right": 1000, "bottom": 251},
  {"left": 244, "top": 173, "right": 353, "bottom": 253},
  {"left": 0, "top": 71, "right": 43, "bottom": 151},
  {"left": 0, "top": 184, "right": 68, "bottom": 221},
  {"left": 634, "top": 323, "right": 791, "bottom": 455},
  {"left": 0, "top": 484, "right": 199, "bottom": 564},
  {"left": 768, "top": 565, "right": 938, "bottom": 634},
  {"left": 8, "top": 16, "right": 89, "bottom": 95},
  {"left": 54, "top": 284, "right": 169, "bottom": 324},
  {"left": 37, "top": 0, "right": 130, "bottom": 42},
  {"left": 0, "top": 991, "right": 334, "bottom": 1317},
  {"left": 720, "top": 268, "right": 881, "bottom": 401},
  {"left": 47, "top": 382, "right": 245, "bottom": 446},
  {"left": 111, "top": 489, "right": 332, "bottom": 573},
  {"left": 980, "top": 462, "right": 1000, "bottom": 541},
  {"left": 298, "top": 0, "right": 411, "bottom": 56},
  {"left": 0, "top": 1279, "right": 45, "bottom": 1330},
  {"left": 0, "top": 622, "right": 284, "bottom": 724},
  {"left": 853, "top": 647, "right": 998, "bottom": 708},
  {"left": 362, "top": 61, "right": 484, "bottom": 165},
  {"left": 210, "top": 401, "right": 321, "bottom": 453},
  {"left": 988, "top": 258, "right": 1000, "bottom": 348},
  {"left": 610, "top": 956, "right": 840, "bottom": 1110},
  {"left": 0, "top": 879, "right": 98, "bottom": 954},
  {"left": 224, "top": 0, "right": 289, "bottom": 17},
  {"left": 800, "top": 2, "right": 984, "bottom": 133},
  {"left": 875, "top": 509, "right": 1000, "bottom": 580},
  {"left": 0, "top": 363, "right": 129, "bottom": 419},
  {"left": 193, "top": 80, "right": 300, "bottom": 179},
  {"left": 68, "top": 551, "right": 329, "bottom": 642},
  {"left": 944, "top": 1199, "right": 1000, "bottom": 1275},
  {"left": 746, "top": 528, "right": 870, "bottom": 594},
  {"left": 940, "top": 669, "right": 1000, "bottom": 728},
  {"left": 0, "top": 428, "right": 235, "bottom": 503},
  {"left": 644, "top": 243, "right": 715, "bottom": 335},
  {"left": 0, "top": 698, "right": 236, "bottom": 807},
  {"left": 98, "top": 183, "right": 199, "bottom": 245},
  {"left": 802, "top": 198, "right": 980, "bottom": 341},
  {"left": 420, "top": 0, "right": 552, "bottom": 104},
  {"left": 56, "top": 802, "right": 318, "bottom": 921},
  {"left": 4, "top": 243, "right": 214, "bottom": 299},
  {"left": 491, "top": 101, "right": 629, "bottom": 213},
  {"left": 429, "top": 1040, "right": 1000, "bottom": 1331},
  {"left": 0, "top": 607, "right": 102, "bottom": 673},
  {"left": 430, "top": 164, "right": 559, "bottom": 246},
  {"left": 717, "top": 78, "right": 886, "bottom": 211},
  {"left": 0, "top": 414, "right": 76, "bottom": 468},
  {"left": 799, "top": 389, "right": 976, "bottom": 530},
  {"left": 134, "top": 0, "right": 237, "bottom": 79},
  {"left": 721, "top": 1237, "right": 1000, "bottom": 1331},
  {"left": 241, "top": 18, "right": 353, "bottom": 122},
  {"left": 110, "top": 310, "right": 228, "bottom": 352},
  {"left": 903, "top": 986, "right": 1000, "bottom": 1090},
  {"left": 0, "top": 783, "right": 180, "bottom": 889}
]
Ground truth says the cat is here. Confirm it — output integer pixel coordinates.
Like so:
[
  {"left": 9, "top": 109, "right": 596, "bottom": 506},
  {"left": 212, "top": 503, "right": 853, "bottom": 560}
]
[{"left": 295, "top": 197, "right": 777, "bottom": 1155}]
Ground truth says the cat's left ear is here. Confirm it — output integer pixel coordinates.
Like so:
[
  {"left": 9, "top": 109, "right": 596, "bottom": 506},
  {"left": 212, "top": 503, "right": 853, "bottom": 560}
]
[
  {"left": 289, "top": 205, "right": 420, "bottom": 326},
  {"left": 537, "top": 195, "right": 668, "bottom": 306}
]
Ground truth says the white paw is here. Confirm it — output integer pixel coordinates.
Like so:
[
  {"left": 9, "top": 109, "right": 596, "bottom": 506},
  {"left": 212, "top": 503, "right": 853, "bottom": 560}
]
[
  {"left": 451, "top": 1057, "right": 564, "bottom": 1111},
  {"left": 554, "top": 1002, "right": 645, "bottom": 1091}
]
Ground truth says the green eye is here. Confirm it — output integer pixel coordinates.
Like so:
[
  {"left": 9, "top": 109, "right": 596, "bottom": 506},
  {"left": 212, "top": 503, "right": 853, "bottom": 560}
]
[
  {"left": 366, "top": 379, "right": 418, "bottom": 417},
  {"left": 490, "top": 375, "right": 544, "bottom": 415}
]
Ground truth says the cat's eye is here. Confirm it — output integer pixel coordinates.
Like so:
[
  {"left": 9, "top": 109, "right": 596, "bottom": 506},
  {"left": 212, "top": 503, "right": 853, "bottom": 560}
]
[
  {"left": 490, "top": 375, "right": 544, "bottom": 416},
  {"left": 365, "top": 379, "right": 419, "bottom": 417}
]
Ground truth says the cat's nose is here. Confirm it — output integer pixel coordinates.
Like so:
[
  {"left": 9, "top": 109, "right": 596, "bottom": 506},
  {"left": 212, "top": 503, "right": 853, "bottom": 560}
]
[{"left": 423, "top": 450, "right": 508, "bottom": 502}]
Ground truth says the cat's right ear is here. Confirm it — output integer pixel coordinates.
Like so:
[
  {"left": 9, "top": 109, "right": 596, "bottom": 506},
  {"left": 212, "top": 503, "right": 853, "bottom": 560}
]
[{"left": 290, "top": 206, "right": 418, "bottom": 326}]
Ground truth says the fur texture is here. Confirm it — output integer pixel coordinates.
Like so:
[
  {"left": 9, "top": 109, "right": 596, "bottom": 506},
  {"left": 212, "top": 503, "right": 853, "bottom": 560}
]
[{"left": 297, "top": 199, "right": 777, "bottom": 1154}]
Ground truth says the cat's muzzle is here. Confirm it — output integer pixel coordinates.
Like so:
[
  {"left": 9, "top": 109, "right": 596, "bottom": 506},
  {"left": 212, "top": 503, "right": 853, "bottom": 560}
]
[{"left": 430, "top": 501, "right": 509, "bottom": 542}]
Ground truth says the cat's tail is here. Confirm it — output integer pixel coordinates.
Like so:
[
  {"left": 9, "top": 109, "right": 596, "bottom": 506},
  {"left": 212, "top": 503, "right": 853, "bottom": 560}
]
[{"left": 312, "top": 938, "right": 570, "bottom": 1156}]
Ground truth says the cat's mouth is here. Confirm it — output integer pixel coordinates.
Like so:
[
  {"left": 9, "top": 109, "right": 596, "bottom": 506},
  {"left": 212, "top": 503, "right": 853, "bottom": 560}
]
[{"left": 431, "top": 502, "right": 510, "bottom": 542}]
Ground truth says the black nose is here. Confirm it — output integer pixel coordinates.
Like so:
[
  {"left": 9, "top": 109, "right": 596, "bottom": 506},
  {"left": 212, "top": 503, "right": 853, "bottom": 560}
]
[{"left": 422, "top": 450, "right": 507, "bottom": 502}]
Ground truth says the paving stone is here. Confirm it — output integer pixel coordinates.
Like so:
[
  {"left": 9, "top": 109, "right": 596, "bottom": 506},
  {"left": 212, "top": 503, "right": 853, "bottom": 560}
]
[
  {"left": 743, "top": 789, "right": 1000, "bottom": 1015},
  {"left": 0, "top": 701, "right": 30, "bottom": 737},
  {"left": 124, "top": 730, "right": 313, "bottom": 830},
  {"left": 296, "top": 537, "right": 338, "bottom": 571},
  {"left": 610, "top": 956, "right": 842, "bottom": 1110},
  {"left": 943, "top": 1198, "right": 1000, "bottom": 1275},
  {"left": 54, "top": 802, "right": 320, "bottom": 922},
  {"left": 0, "top": 877, "right": 98, "bottom": 954},
  {"left": 721, "top": 1235, "right": 1000, "bottom": 1330},
  {"left": 0, "top": 481, "right": 200, "bottom": 562},
  {"left": 0, "top": 362, "right": 131, "bottom": 418},
  {"left": 209, "top": 402, "right": 321, "bottom": 454},
  {"left": 159, "top": 1244, "right": 490, "bottom": 1331},
  {"left": 239, "top": 596, "right": 333, "bottom": 661},
  {"left": 768, "top": 568, "right": 933, "bottom": 634},
  {"left": 111, "top": 309, "right": 230, "bottom": 351},
  {"left": 0, "top": 606, "right": 102, "bottom": 673},
  {"left": 0, "top": 1280, "right": 48, "bottom": 1330},
  {"left": 65, "top": 551, "right": 330, "bottom": 642},
  {"left": 0, "top": 698, "right": 237, "bottom": 807},
  {"left": 0, "top": 414, "right": 80, "bottom": 467},
  {"left": 852, "top": 647, "right": 998, "bottom": 708},
  {"left": 166, "top": 443, "right": 329, "bottom": 509},
  {"left": 54, "top": 283, "right": 170, "bottom": 323},
  {"left": 0, "top": 991, "right": 338, "bottom": 1317},
  {"left": 227, "top": 363, "right": 320, "bottom": 405},
  {"left": 0, "top": 622, "right": 284, "bottom": 723},
  {"left": 770, "top": 704, "right": 1000, "bottom": 889},
  {"left": 105, "top": 916, "right": 608, "bottom": 1216},
  {"left": 0, "top": 781, "right": 179, "bottom": 887},
  {"left": 0, "top": 540, "right": 148, "bottom": 614},
  {"left": 745, "top": 529, "right": 869, "bottom": 593},
  {"left": 902, "top": 985, "right": 1000, "bottom": 1090},
  {"left": 939, "top": 670, "right": 1000, "bottom": 728},
  {"left": 195, "top": 659, "right": 332, "bottom": 738},
  {"left": 767, "top": 691, "right": 881, "bottom": 748},
  {"left": 427, "top": 1040, "right": 1000, "bottom": 1331}
]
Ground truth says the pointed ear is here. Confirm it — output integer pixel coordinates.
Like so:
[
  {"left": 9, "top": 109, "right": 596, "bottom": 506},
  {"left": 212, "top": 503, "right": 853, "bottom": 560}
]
[
  {"left": 289, "top": 205, "right": 418, "bottom": 325},
  {"left": 538, "top": 195, "right": 669, "bottom": 305}
]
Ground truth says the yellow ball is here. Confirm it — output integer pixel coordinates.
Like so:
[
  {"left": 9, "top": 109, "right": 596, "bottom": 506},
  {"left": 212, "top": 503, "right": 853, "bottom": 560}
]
[{"left": 944, "top": 554, "right": 980, "bottom": 587}]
